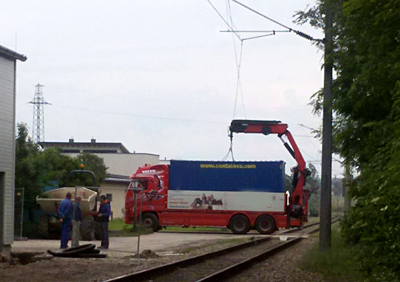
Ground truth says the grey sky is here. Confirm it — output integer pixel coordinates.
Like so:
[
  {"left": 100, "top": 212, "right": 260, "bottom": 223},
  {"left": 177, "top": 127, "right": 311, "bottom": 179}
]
[{"left": 1, "top": 1, "right": 343, "bottom": 176}]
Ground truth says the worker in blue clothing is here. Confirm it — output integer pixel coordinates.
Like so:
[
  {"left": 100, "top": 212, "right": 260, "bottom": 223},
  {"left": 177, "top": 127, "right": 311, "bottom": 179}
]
[
  {"left": 58, "top": 192, "right": 73, "bottom": 249},
  {"left": 97, "top": 195, "right": 111, "bottom": 249}
]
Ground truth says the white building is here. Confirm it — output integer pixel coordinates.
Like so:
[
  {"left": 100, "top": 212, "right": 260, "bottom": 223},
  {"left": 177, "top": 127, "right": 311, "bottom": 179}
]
[
  {"left": 0, "top": 45, "right": 27, "bottom": 257},
  {"left": 40, "top": 139, "right": 159, "bottom": 219}
]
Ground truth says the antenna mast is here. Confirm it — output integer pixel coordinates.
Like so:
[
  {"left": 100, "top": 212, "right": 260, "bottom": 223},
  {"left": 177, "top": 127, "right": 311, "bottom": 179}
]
[{"left": 29, "top": 84, "right": 51, "bottom": 143}]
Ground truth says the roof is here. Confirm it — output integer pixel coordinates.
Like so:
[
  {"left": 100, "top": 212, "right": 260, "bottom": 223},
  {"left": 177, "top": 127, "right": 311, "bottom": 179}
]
[
  {"left": 39, "top": 141, "right": 130, "bottom": 153},
  {"left": 107, "top": 174, "right": 130, "bottom": 180},
  {"left": 104, "top": 178, "right": 132, "bottom": 184},
  {"left": 0, "top": 44, "right": 27, "bottom": 62},
  {"left": 104, "top": 174, "right": 131, "bottom": 184}
]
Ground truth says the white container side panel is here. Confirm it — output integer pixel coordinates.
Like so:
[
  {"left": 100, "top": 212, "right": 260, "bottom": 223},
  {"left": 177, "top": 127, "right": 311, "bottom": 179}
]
[
  {"left": 167, "top": 190, "right": 285, "bottom": 212},
  {"left": 0, "top": 56, "right": 16, "bottom": 245}
]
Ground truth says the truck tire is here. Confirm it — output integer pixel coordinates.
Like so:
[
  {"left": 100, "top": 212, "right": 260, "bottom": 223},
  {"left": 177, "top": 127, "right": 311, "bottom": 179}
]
[
  {"left": 255, "top": 215, "right": 276, "bottom": 234},
  {"left": 38, "top": 214, "right": 50, "bottom": 238},
  {"left": 230, "top": 215, "right": 250, "bottom": 234},
  {"left": 81, "top": 216, "right": 95, "bottom": 241},
  {"left": 141, "top": 213, "right": 159, "bottom": 232}
]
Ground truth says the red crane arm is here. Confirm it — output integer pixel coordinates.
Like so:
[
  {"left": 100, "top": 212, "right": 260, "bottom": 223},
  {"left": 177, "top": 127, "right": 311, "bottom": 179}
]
[
  {"left": 229, "top": 120, "right": 309, "bottom": 213},
  {"left": 229, "top": 120, "right": 305, "bottom": 170}
]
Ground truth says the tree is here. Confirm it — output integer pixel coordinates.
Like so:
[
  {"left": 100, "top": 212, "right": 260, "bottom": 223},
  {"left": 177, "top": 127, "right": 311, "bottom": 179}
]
[
  {"left": 66, "top": 153, "right": 108, "bottom": 187},
  {"left": 15, "top": 123, "right": 41, "bottom": 220},
  {"left": 294, "top": 0, "right": 400, "bottom": 279},
  {"left": 331, "top": 176, "right": 342, "bottom": 196},
  {"left": 305, "top": 163, "right": 321, "bottom": 217},
  {"left": 15, "top": 123, "right": 108, "bottom": 220}
]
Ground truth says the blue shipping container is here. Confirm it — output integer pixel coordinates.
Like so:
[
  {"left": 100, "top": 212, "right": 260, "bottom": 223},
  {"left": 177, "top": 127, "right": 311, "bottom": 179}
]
[{"left": 169, "top": 160, "right": 285, "bottom": 193}]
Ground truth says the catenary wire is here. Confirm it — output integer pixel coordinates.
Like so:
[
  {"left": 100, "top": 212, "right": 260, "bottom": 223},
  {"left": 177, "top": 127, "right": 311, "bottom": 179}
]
[
  {"left": 206, "top": 0, "right": 241, "bottom": 40},
  {"left": 232, "top": 0, "right": 318, "bottom": 41}
]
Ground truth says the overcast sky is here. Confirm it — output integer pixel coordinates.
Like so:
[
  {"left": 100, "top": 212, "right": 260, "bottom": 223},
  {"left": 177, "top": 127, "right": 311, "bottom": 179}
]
[{"left": 1, "top": 0, "right": 343, "bottom": 176}]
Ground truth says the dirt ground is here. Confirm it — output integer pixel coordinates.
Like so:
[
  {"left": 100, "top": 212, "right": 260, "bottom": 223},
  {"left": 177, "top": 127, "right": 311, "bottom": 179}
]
[
  {"left": 1, "top": 232, "right": 323, "bottom": 282},
  {"left": 2, "top": 233, "right": 260, "bottom": 282}
]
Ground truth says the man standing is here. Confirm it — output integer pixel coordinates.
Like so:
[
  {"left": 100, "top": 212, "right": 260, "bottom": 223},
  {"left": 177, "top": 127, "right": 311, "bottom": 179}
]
[
  {"left": 58, "top": 192, "right": 72, "bottom": 249},
  {"left": 71, "top": 196, "right": 82, "bottom": 247},
  {"left": 97, "top": 195, "right": 111, "bottom": 249}
]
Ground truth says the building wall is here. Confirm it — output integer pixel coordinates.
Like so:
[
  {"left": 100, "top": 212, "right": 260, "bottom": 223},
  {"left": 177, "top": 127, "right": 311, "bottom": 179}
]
[
  {"left": 99, "top": 183, "right": 129, "bottom": 219},
  {"left": 43, "top": 141, "right": 128, "bottom": 154},
  {"left": 0, "top": 56, "right": 16, "bottom": 249},
  {"left": 66, "top": 153, "right": 159, "bottom": 176}
]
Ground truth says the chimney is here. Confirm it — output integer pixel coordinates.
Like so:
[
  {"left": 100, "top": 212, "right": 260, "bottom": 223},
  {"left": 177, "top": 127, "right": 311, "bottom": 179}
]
[
  {"left": 91, "top": 138, "right": 96, "bottom": 144},
  {"left": 69, "top": 138, "right": 74, "bottom": 143}
]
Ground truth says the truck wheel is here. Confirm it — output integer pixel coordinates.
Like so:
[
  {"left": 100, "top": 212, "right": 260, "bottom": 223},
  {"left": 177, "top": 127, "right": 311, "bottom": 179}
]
[
  {"left": 141, "top": 213, "right": 159, "bottom": 232},
  {"left": 255, "top": 215, "right": 276, "bottom": 234},
  {"left": 38, "top": 214, "right": 50, "bottom": 238},
  {"left": 81, "top": 216, "right": 95, "bottom": 241},
  {"left": 230, "top": 215, "right": 250, "bottom": 234}
]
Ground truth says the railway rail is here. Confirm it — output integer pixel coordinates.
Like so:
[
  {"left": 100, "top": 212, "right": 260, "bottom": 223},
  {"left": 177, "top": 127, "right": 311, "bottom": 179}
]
[{"left": 104, "top": 219, "right": 338, "bottom": 282}]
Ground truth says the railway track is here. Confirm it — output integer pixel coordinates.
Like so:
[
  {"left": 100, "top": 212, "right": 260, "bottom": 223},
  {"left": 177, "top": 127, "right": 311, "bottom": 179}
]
[{"left": 104, "top": 220, "right": 338, "bottom": 282}]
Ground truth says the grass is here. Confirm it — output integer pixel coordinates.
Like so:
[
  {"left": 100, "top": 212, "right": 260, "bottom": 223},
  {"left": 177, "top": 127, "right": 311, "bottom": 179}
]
[
  {"left": 298, "top": 228, "right": 363, "bottom": 281},
  {"left": 108, "top": 219, "right": 153, "bottom": 237},
  {"left": 108, "top": 219, "right": 129, "bottom": 231}
]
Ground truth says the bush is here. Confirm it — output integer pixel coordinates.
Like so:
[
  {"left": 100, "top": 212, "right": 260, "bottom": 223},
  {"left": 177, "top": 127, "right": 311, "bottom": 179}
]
[
  {"left": 308, "top": 193, "right": 320, "bottom": 217},
  {"left": 299, "top": 228, "right": 363, "bottom": 281}
]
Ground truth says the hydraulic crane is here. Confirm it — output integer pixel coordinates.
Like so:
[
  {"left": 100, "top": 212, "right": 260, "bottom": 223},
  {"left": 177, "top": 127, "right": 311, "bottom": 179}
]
[{"left": 229, "top": 120, "right": 310, "bottom": 224}]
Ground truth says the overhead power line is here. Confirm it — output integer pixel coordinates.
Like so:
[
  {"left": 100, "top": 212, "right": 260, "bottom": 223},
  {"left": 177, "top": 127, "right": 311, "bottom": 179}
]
[
  {"left": 221, "top": 30, "right": 290, "bottom": 33},
  {"left": 207, "top": 0, "right": 241, "bottom": 40},
  {"left": 231, "top": 0, "right": 320, "bottom": 42}
]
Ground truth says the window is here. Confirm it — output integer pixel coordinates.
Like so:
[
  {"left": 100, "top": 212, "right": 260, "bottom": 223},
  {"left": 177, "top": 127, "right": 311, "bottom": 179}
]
[{"left": 106, "top": 193, "right": 112, "bottom": 201}]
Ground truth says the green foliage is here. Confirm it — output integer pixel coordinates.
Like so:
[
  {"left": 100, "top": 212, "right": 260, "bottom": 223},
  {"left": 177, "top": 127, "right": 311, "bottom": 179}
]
[
  {"left": 299, "top": 229, "right": 363, "bottom": 281},
  {"left": 15, "top": 123, "right": 108, "bottom": 219},
  {"left": 308, "top": 192, "right": 320, "bottom": 217},
  {"left": 305, "top": 163, "right": 320, "bottom": 193},
  {"left": 332, "top": 176, "right": 343, "bottom": 196},
  {"left": 305, "top": 163, "right": 321, "bottom": 217},
  {"left": 295, "top": 0, "right": 400, "bottom": 280},
  {"left": 66, "top": 153, "right": 108, "bottom": 187},
  {"left": 341, "top": 112, "right": 400, "bottom": 281},
  {"left": 285, "top": 163, "right": 320, "bottom": 193},
  {"left": 15, "top": 123, "right": 76, "bottom": 216}
]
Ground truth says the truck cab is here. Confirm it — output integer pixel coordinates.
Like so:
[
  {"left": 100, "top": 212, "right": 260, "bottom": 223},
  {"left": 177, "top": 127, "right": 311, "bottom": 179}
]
[{"left": 125, "top": 164, "right": 168, "bottom": 227}]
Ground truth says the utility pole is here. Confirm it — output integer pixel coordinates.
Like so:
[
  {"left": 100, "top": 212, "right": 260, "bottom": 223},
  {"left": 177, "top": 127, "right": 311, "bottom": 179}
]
[
  {"left": 319, "top": 3, "right": 333, "bottom": 251},
  {"left": 29, "top": 84, "right": 51, "bottom": 143}
]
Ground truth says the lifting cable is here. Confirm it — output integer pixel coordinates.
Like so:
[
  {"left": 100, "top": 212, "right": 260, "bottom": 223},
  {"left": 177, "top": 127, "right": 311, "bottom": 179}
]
[
  {"left": 225, "top": 0, "right": 242, "bottom": 161},
  {"left": 221, "top": 132, "right": 235, "bottom": 161},
  {"left": 208, "top": 0, "right": 283, "bottom": 161},
  {"left": 226, "top": 0, "right": 246, "bottom": 120},
  {"left": 206, "top": 0, "right": 244, "bottom": 161},
  {"left": 232, "top": 36, "right": 245, "bottom": 120}
]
